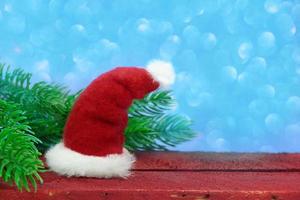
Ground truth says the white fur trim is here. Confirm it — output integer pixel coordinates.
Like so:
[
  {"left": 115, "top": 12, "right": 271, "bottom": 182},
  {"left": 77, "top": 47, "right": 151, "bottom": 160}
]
[
  {"left": 146, "top": 60, "right": 176, "bottom": 89},
  {"left": 45, "top": 142, "right": 135, "bottom": 178}
]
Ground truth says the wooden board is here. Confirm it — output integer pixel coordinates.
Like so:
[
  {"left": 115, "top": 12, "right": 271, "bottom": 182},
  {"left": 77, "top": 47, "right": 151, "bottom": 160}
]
[
  {"left": 134, "top": 151, "right": 300, "bottom": 171},
  {"left": 1, "top": 152, "right": 300, "bottom": 200}
]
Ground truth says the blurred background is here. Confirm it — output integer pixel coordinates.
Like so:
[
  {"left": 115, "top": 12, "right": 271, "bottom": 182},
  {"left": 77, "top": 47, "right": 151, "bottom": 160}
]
[{"left": 0, "top": 0, "right": 299, "bottom": 152}]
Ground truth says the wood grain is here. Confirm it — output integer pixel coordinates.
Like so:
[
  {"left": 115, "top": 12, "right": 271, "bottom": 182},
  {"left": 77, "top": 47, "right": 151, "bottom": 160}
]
[
  {"left": 134, "top": 151, "right": 300, "bottom": 171},
  {"left": 2, "top": 152, "right": 300, "bottom": 200}
]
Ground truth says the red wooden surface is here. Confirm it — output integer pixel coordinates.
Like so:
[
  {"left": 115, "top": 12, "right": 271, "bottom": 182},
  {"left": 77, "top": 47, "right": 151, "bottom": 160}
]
[
  {"left": 1, "top": 152, "right": 300, "bottom": 200},
  {"left": 134, "top": 151, "right": 300, "bottom": 171}
]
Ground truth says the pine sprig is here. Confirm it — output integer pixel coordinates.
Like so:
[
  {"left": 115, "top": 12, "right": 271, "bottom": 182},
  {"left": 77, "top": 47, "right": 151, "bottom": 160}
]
[
  {"left": 126, "top": 92, "right": 196, "bottom": 151},
  {"left": 25, "top": 82, "right": 70, "bottom": 152},
  {"left": 125, "top": 114, "right": 195, "bottom": 151},
  {"left": 129, "top": 90, "right": 175, "bottom": 117},
  {"left": 0, "top": 99, "right": 44, "bottom": 191},
  {"left": 125, "top": 117, "right": 161, "bottom": 151},
  {"left": 151, "top": 115, "right": 196, "bottom": 147},
  {"left": 0, "top": 64, "right": 70, "bottom": 152},
  {"left": 0, "top": 64, "right": 32, "bottom": 90}
]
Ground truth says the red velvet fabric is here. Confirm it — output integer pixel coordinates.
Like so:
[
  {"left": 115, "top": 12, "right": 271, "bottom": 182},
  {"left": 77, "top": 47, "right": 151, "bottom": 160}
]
[{"left": 63, "top": 67, "right": 159, "bottom": 156}]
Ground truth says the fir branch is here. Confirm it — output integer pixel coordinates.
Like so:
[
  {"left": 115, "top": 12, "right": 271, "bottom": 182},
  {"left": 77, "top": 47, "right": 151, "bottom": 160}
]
[
  {"left": 151, "top": 115, "right": 196, "bottom": 147},
  {"left": 126, "top": 91, "right": 196, "bottom": 151},
  {"left": 0, "top": 99, "right": 44, "bottom": 192},
  {"left": 129, "top": 90, "right": 175, "bottom": 117},
  {"left": 125, "top": 114, "right": 196, "bottom": 151},
  {"left": 125, "top": 117, "right": 161, "bottom": 151},
  {"left": 0, "top": 64, "right": 70, "bottom": 152}
]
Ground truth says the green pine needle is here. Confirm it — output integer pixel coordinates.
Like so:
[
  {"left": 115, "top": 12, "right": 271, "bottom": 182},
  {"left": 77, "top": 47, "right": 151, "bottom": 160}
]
[
  {"left": 125, "top": 114, "right": 196, "bottom": 151},
  {"left": 0, "top": 63, "right": 70, "bottom": 152},
  {"left": 0, "top": 99, "right": 44, "bottom": 192},
  {"left": 125, "top": 91, "right": 196, "bottom": 151},
  {"left": 129, "top": 90, "right": 175, "bottom": 117}
]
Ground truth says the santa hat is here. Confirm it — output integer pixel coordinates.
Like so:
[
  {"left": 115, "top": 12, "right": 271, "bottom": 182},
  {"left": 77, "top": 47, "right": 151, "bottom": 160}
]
[{"left": 45, "top": 60, "right": 175, "bottom": 178}]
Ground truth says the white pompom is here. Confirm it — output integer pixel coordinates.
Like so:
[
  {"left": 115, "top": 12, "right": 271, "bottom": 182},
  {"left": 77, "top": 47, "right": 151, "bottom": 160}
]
[{"left": 146, "top": 60, "right": 176, "bottom": 89}]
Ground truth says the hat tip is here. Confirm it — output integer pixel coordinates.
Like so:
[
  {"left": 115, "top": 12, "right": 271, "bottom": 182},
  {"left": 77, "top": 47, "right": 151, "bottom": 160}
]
[{"left": 146, "top": 60, "right": 176, "bottom": 89}]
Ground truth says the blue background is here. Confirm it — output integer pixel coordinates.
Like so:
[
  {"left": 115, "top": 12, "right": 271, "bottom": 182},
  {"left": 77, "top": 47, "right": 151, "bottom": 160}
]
[{"left": 0, "top": 0, "right": 300, "bottom": 152}]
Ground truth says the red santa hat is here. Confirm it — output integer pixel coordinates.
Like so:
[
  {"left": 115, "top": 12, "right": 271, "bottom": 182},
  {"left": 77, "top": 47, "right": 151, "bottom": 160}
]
[{"left": 45, "top": 60, "right": 175, "bottom": 178}]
